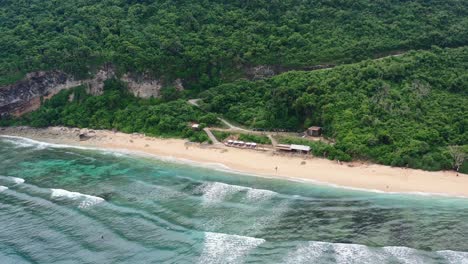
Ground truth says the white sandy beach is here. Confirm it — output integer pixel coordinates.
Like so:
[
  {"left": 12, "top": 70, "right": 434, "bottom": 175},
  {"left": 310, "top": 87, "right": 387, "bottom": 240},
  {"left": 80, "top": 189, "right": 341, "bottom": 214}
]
[{"left": 1, "top": 126, "right": 467, "bottom": 197}]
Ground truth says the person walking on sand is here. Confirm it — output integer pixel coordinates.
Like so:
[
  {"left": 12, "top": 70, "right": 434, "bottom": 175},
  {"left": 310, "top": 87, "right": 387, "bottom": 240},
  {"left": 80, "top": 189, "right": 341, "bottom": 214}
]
[{"left": 275, "top": 166, "right": 278, "bottom": 173}]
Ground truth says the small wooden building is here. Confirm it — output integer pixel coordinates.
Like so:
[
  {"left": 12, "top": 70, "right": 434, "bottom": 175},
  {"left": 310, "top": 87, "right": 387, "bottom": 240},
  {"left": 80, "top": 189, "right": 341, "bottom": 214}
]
[
  {"left": 276, "top": 144, "right": 292, "bottom": 151},
  {"left": 191, "top": 123, "right": 200, "bottom": 131},
  {"left": 276, "top": 144, "right": 310, "bottom": 154},
  {"left": 290, "top": 144, "right": 311, "bottom": 154},
  {"left": 307, "top": 126, "right": 322, "bottom": 137}
]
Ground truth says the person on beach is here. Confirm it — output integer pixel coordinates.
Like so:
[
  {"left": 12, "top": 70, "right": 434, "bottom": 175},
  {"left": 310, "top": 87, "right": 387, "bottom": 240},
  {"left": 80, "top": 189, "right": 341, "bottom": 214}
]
[{"left": 275, "top": 166, "right": 278, "bottom": 173}]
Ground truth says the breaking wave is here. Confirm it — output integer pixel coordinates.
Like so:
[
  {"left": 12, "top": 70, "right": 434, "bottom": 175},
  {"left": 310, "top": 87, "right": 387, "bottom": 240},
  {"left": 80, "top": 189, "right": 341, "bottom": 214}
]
[
  {"left": 245, "top": 188, "right": 276, "bottom": 202},
  {"left": 196, "top": 182, "right": 277, "bottom": 205},
  {"left": 51, "top": 188, "right": 105, "bottom": 209},
  {"left": 284, "top": 241, "right": 468, "bottom": 264},
  {"left": 10, "top": 177, "right": 25, "bottom": 184},
  {"left": 438, "top": 250, "right": 468, "bottom": 264},
  {"left": 0, "top": 137, "right": 40, "bottom": 149},
  {"left": 199, "top": 232, "right": 265, "bottom": 264},
  {"left": 0, "top": 135, "right": 126, "bottom": 157},
  {"left": 0, "top": 186, "right": 8, "bottom": 192},
  {"left": 0, "top": 176, "right": 25, "bottom": 185}
]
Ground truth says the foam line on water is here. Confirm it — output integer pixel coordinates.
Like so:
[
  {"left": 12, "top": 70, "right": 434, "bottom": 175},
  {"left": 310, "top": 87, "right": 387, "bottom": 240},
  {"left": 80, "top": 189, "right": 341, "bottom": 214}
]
[
  {"left": 196, "top": 182, "right": 277, "bottom": 206},
  {"left": 51, "top": 189, "right": 104, "bottom": 209},
  {"left": 199, "top": 232, "right": 265, "bottom": 264},
  {"left": 285, "top": 241, "right": 331, "bottom": 264},
  {"left": 285, "top": 241, "right": 468, "bottom": 264},
  {"left": 0, "top": 186, "right": 8, "bottom": 192},
  {"left": 384, "top": 246, "right": 431, "bottom": 264},
  {"left": 0, "top": 176, "right": 25, "bottom": 185},
  {"left": 0, "top": 138, "right": 38, "bottom": 148},
  {"left": 245, "top": 188, "right": 276, "bottom": 202},
  {"left": 0, "top": 135, "right": 127, "bottom": 157},
  {"left": 10, "top": 177, "right": 25, "bottom": 184},
  {"left": 0, "top": 185, "right": 148, "bottom": 257},
  {"left": 438, "top": 250, "right": 468, "bottom": 264},
  {"left": 333, "top": 243, "right": 388, "bottom": 263}
]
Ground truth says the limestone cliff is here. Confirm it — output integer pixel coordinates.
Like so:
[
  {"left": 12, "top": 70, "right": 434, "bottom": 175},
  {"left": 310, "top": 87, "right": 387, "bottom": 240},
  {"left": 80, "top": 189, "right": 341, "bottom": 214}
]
[
  {"left": 0, "top": 67, "right": 184, "bottom": 117},
  {"left": 0, "top": 71, "right": 80, "bottom": 117}
]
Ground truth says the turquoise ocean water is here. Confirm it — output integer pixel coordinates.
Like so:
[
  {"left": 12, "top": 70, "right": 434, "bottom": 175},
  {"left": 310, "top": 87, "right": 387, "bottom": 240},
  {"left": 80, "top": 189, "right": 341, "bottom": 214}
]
[{"left": 1, "top": 135, "right": 468, "bottom": 264}]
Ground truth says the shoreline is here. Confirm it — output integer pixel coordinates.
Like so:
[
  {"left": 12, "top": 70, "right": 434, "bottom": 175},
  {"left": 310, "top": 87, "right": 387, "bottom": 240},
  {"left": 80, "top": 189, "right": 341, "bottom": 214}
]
[{"left": 1, "top": 126, "right": 467, "bottom": 197}]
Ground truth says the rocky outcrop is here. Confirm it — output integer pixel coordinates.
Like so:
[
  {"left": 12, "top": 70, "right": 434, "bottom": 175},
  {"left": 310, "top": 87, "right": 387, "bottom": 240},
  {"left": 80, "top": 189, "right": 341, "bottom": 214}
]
[
  {"left": 245, "top": 65, "right": 277, "bottom": 80},
  {"left": 122, "top": 74, "right": 184, "bottom": 99},
  {"left": 0, "top": 66, "right": 185, "bottom": 117},
  {"left": 0, "top": 69, "right": 117, "bottom": 117},
  {"left": 121, "top": 74, "right": 163, "bottom": 99},
  {"left": 0, "top": 71, "right": 81, "bottom": 117},
  {"left": 244, "top": 64, "right": 335, "bottom": 80},
  {"left": 85, "top": 66, "right": 116, "bottom": 96}
]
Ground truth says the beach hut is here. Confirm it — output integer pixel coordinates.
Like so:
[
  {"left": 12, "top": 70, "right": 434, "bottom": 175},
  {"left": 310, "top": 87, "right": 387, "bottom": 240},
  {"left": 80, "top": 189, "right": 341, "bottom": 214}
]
[
  {"left": 191, "top": 123, "right": 200, "bottom": 131},
  {"left": 307, "top": 126, "right": 322, "bottom": 137},
  {"left": 290, "top": 144, "right": 311, "bottom": 154},
  {"left": 276, "top": 144, "right": 292, "bottom": 151},
  {"left": 276, "top": 144, "right": 310, "bottom": 154},
  {"left": 251, "top": 143, "right": 257, "bottom": 148}
]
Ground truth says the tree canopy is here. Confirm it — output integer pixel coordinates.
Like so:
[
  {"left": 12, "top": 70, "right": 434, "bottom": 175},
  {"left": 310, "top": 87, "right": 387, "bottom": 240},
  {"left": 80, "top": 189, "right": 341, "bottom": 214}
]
[{"left": 1, "top": 0, "right": 467, "bottom": 87}]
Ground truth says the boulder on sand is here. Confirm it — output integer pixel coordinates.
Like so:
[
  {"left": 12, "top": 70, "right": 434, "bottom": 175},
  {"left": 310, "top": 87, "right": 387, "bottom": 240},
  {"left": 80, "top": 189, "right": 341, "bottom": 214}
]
[{"left": 79, "top": 133, "right": 94, "bottom": 141}]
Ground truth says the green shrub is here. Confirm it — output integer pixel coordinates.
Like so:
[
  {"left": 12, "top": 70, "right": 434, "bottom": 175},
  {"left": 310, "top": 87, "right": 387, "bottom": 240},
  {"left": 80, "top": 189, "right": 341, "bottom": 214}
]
[{"left": 238, "top": 134, "right": 271, "bottom": 144}]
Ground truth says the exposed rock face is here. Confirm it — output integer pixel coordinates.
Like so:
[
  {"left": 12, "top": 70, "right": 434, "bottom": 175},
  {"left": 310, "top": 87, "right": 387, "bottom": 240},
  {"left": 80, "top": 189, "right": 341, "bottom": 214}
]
[
  {"left": 85, "top": 67, "right": 116, "bottom": 96},
  {"left": 122, "top": 74, "right": 185, "bottom": 99},
  {"left": 246, "top": 65, "right": 277, "bottom": 80},
  {"left": 0, "top": 67, "right": 183, "bottom": 117},
  {"left": 173, "top": 78, "right": 185, "bottom": 91},
  {"left": 244, "top": 64, "right": 335, "bottom": 80},
  {"left": 122, "top": 74, "right": 163, "bottom": 99},
  {"left": 0, "top": 69, "right": 117, "bottom": 117},
  {"left": 0, "top": 71, "right": 80, "bottom": 117}
]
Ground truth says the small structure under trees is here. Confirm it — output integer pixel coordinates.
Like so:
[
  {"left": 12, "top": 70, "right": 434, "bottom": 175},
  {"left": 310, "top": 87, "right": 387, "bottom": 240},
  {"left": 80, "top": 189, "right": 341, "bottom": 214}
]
[
  {"left": 276, "top": 144, "right": 311, "bottom": 154},
  {"left": 307, "top": 126, "right": 322, "bottom": 137}
]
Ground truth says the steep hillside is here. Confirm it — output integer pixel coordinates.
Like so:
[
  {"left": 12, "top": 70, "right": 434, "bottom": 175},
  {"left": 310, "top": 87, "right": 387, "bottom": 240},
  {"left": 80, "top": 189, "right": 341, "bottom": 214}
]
[
  {"left": 1, "top": 0, "right": 467, "bottom": 87},
  {"left": 201, "top": 47, "right": 468, "bottom": 171}
]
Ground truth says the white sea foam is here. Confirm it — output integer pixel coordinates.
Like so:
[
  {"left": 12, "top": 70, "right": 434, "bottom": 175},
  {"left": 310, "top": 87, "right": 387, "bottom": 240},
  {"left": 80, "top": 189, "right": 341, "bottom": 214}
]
[
  {"left": 384, "top": 246, "right": 430, "bottom": 264},
  {"left": 1, "top": 138, "right": 39, "bottom": 148},
  {"left": 198, "top": 182, "right": 246, "bottom": 205},
  {"left": 246, "top": 200, "right": 290, "bottom": 236},
  {"left": 333, "top": 242, "right": 388, "bottom": 264},
  {"left": 285, "top": 241, "right": 468, "bottom": 264},
  {"left": 0, "top": 176, "right": 25, "bottom": 185},
  {"left": 197, "top": 182, "right": 277, "bottom": 205},
  {"left": 0, "top": 186, "right": 8, "bottom": 192},
  {"left": 51, "top": 188, "right": 104, "bottom": 209},
  {"left": 438, "top": 250, "right": 468, "bottom": 264},
  {"left": 10, "top": 177, "right": 25, "bottom": 184},
  {"left": 0, "top": 135, "right": 126, "bottom": 157},
  {"left": 285, "top": 241, "right": 331, "bottom": 264},
  {"left": 199, "top": 232, "right": 265, "bottom": 264},
  {"left": 245, "top": 188, "right": 276, "bottom": 201}
]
